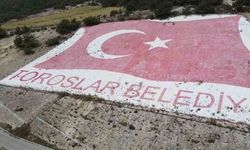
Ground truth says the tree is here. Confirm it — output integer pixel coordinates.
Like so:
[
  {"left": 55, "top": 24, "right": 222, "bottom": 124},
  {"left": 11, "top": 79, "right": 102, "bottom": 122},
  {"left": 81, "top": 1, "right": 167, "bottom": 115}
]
[
  {"left": 125, "top": 0, "right": 141, "bottom": 11},
  {"left": 100, "top": 0, "right": 119, "bottom": 7},
  {"left": 56, "top": 19, "right": 81, "bottom": 34},
  {"left": 0, "top": 0, "right": 89, "bottom": 23},
  {"left": 15, "top": 26, "right": 31, "bottom": 35},
  {"left": 46, "top": 36, "right": 61, "bottom": 47},
  {"left": 233, "top": 0, "right": 250, "bottom": 12},
  {"left": 14, "top": 33, "right": 39, "bottom": 54},
  {"left": 14, "top": 36, "right": 23, "bottom": 48},
  {"left": 195, "top": 0, "right": 216, "bottom": 14},
  {"left": 154, "top": 1, "right": 173, "bottom": 19},
  {"left": 70, "top": 19, "right": 81, "bottom": 31},
  {"left": 83, "top": 16, "right": 101, "bottom": 26},
  {"left": 56, "top": 19, "right": 71, "bottom": 34}
]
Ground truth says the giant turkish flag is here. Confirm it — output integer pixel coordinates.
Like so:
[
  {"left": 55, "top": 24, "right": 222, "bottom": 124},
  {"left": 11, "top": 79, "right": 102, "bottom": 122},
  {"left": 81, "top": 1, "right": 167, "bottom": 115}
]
[
  {"left": 36, "top": 15, "right": 250, "bottom": 88},
  {"left": 2, "top": 15, "right": 250, "bottom": 126}
]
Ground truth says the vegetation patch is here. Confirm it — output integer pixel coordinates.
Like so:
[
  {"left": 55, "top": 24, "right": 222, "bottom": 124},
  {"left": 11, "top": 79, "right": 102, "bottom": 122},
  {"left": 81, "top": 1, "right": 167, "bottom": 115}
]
[
  {"left": 83, "top": 16, "right": 101, "bottom": 26},
  {"left": 14, "top": 27, "right": 39, "bottom": 55},
  {"left": 15, "top": 26, "right": 31, "bottom": 35},
  {"left": 45, "top": 36, "right": 61, "bottom": 47},
  {"left": 2, "top": 6, "right": 120, "bottom": 30},
  {"left": 56, "top": 19, "right": 81, "bottom": 34}
]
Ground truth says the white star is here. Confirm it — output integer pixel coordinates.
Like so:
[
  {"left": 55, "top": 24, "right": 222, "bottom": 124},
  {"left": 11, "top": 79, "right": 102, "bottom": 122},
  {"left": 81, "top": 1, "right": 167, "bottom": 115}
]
[{"left": 144, "top": 37, "right": 172, "bottom": 50}]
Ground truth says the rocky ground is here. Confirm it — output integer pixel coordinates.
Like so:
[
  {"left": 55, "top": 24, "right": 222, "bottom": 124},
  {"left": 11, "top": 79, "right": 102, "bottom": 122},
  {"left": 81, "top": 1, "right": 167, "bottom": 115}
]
[{"left": 1, "top": 18, "right": 250, "bottom": 149}]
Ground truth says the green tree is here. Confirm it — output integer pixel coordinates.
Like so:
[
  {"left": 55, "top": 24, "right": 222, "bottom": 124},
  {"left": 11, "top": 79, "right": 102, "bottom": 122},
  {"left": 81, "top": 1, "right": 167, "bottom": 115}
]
[
  {"left": 233, "top": 0, "right": 250, "bottom": 12},
  {"left": 83, "top": 16, "right": 101, "bottom": 26},
  {"left": 14, "top": 33, "right": 39, "bottom": 54},
  {"left": 14, "top": 36, "right": 23, "bottom": 48},
  {"left": 154, "top": 1, "right": 173, "bottom": 19},
  {"left": 56, "top": 19, "right": 81, "bottom": 34},
  {"left": 15, "top": 26, "right": 31, "bottom": 35},
  {"left": 0, "top": 0, "right": 89, "bottom": 23},
  {"left": 46, "top": 36, "right": 61, "bottom": 47},
  {"left": 195, "top": 0, "right": 216, "bottom": 14}
]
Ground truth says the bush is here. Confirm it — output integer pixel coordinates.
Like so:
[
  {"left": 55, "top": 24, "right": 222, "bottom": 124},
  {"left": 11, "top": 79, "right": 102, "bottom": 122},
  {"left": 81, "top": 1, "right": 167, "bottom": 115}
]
[
  {"left": 154, "top": 1, "right": 173, "bottom": 19},
  {"left": 15, "top": 26, "right": 31, "bottom": 35},
  {"left": 71, "top": 19, "right": 81, "bottom": 30},
  {"left": 195, "top": 1, "right": 215, "bottom": 14},
  {"left": 125, "top": 0, "right": 141, "bottom": 11},
  {"left": 99, "top": 0, "right": 230, "bottom": 17},
  {"left": 216, "top": 4, "right": 233, "bottom": 13},
  {"left": 100, "top": 0, "right": 119, "bottom": 7},
  {"left": 83, "top": 16, "right": 101, "bottom": 26},
  {"left": 56, "top": 19, "right": 81, "bottom": 34},
  {"left": 195, "top": 0, "right": 223, "bottom": 14},
  {"left": 0, "top": 27, "right": 7, "bottom": 39},
  {"left": 233, "top": 0, "right": 250, "bottom": 12},
  {"left": 14, "top": 36, "right": 23, "bottom": 48},
  {"left": 46, "top": 36, "right": 61, "bottom": 47},
  {"left": 14, "top": 33, "right": 39, "bottom": 54},
  {"left": 56, "top": 19, "right": 72, "bottom": 34}
]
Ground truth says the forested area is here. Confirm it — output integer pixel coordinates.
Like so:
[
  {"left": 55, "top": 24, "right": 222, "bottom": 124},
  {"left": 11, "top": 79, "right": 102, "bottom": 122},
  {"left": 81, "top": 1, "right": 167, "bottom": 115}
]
[
  {"left": 100, "top": 0, "right": 250, "bottom": 18},
  {"left": 0, "top": 0, "right": 249, "bottom": 23},
  {"left": 0, "top": 0, "right": 88, "bottom": 23}
]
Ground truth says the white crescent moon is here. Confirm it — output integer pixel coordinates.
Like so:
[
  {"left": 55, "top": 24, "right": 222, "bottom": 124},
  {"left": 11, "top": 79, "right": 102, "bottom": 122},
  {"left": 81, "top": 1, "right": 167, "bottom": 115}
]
[{"left": 87, "top": 29, "right": 146, "bottom": 59}]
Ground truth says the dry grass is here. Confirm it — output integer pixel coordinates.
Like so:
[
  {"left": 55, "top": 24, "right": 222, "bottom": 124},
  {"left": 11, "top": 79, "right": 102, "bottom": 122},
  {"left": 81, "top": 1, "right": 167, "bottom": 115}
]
[{"left": 2, "top": 6, "right": 120, "bottom": 30}]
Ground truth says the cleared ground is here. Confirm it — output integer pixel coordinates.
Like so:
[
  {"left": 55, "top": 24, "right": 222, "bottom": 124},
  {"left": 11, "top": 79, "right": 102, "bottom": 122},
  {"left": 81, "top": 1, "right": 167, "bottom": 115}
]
[{"left": 1, "top": 6, "right": 120, "bottom": 30}]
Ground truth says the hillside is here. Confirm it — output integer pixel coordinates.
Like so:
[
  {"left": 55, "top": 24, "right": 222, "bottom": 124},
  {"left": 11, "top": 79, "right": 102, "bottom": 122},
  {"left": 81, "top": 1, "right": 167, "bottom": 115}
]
[
  {"left": 1, "top": 0, "right": 249, "bottom": 23},
  {"left": 0, "top": 0, "right": 89, "bottom": 23},
  {"left": 1, "top": 6, "right": 120, "bottom": 30},
  {"left": 0, "top": 0, "right": 250, "bottom": 149}
]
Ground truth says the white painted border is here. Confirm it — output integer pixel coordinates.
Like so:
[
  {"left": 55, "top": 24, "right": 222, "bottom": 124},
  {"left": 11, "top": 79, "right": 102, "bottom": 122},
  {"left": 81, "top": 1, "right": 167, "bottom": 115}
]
[
  {"left": 151, "top": 14, "right": 236, "bottom": 22},
  {"left": 239, "top": 17, "right": 250, "bottom": 51}
]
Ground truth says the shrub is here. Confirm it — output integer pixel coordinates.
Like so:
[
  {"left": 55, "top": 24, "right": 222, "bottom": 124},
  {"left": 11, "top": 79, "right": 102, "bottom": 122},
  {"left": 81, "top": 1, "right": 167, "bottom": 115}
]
[
  {"left": 14, "top": 33, "right": 39, "bottom": 54},
  {"left": 56, "top": 19, "right": 72, "bottom": 34},
  {"left": 154, "top": 1, "right": 173, "bottom": 19},
  {"left": 195, "top": 0, "right": 223, "bottom": 14},
  {"left": 14, "top": 36, "right": 23, "bottom": 48},
  {"left": 83, "top": 16, "right": 101, "bottom": 26},
  {"left": 15, "top": 26, "right": 31, "bottom": 35},
  {"left": 100, "top": 0, "right": 118, "bottom": 7},
  {"left": 195, "top": 1, "right": 216, "bottom": 14},
  {"left": 0, "top": 27, "right": 7, "bottom": 39},
  {"left": 70, "top": 19, "right": 81, "bottom": 31},
  {"left": 233, "top": 0, "right": 250, "bottom": 12},
  {"left": 56, "top": 19, "right": 81, "bottom": 34},
  {"left": 126, "top": 0, "right": 141, "bottom": 11},
  {"left": 216, "top": 4, "right": 233, "bottom": 13},
  {"left": 46, "top": 36, "right": 61, "bottom": 47}
]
